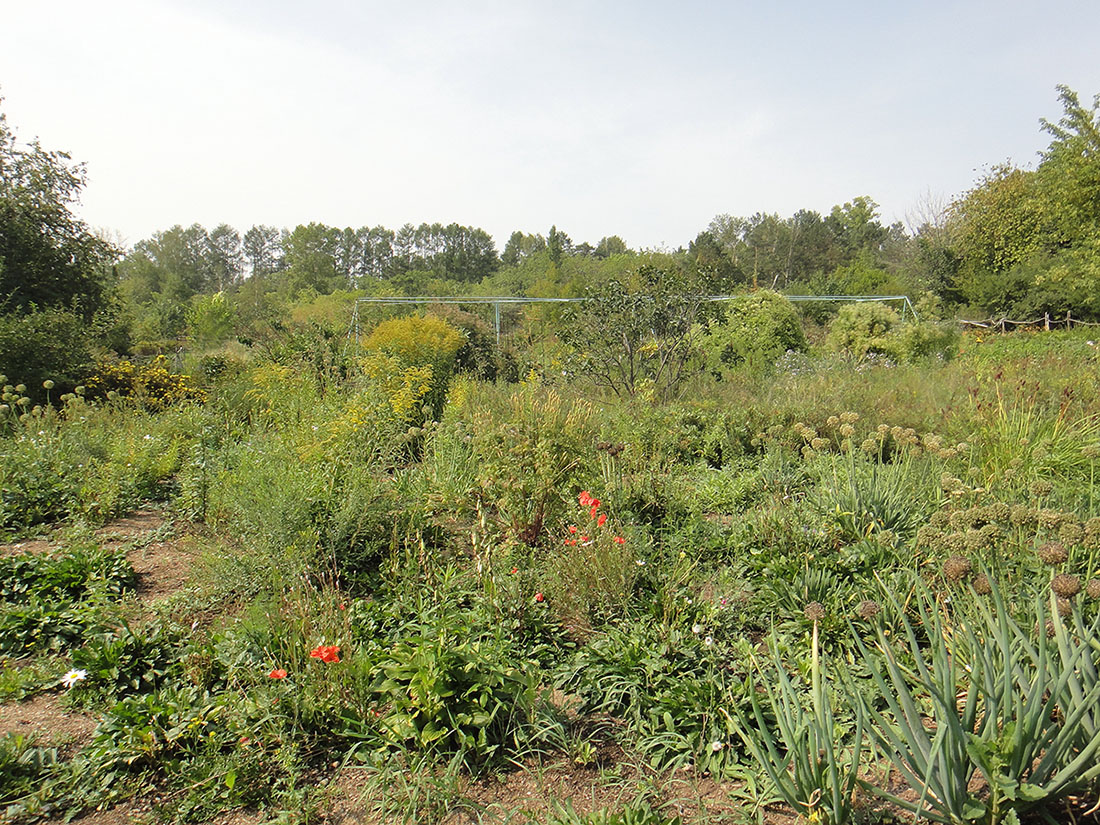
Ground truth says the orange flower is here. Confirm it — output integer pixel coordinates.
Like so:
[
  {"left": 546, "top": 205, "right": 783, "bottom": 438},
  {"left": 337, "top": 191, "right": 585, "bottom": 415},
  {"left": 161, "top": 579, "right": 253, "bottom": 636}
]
[
  {"left": 309, "top": 645, "right": 341, "bottom": 663},
  {"left": 269, "top": 668, "right": 288, "bottom": 679},
  {"left": 579, "top": 491, "right": 593, "bottom": 507},
  {"left": 568, "top": 525, "right": 578, "bottom": 534}
]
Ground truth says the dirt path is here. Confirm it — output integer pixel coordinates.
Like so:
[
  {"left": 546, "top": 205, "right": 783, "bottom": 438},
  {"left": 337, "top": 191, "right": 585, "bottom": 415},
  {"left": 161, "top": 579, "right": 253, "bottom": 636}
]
[{"left": 1, "top": 507, "right": 219, "bottom": 825}]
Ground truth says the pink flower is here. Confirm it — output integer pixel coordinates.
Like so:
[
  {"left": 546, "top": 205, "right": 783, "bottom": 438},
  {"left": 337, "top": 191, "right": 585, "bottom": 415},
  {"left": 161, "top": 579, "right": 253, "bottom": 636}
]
[{"left": 269, "top": 668, "right": 288, "bottom": 679}]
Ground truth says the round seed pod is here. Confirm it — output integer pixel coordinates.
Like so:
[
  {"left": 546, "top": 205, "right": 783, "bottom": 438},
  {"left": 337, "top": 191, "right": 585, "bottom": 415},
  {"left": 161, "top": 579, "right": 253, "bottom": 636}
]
[
  {"left": 1051, "top": 574, "right": 1081, "bottom": 599},
  {"left": 1086, "top": 578, "right": 1100, "bottom": 601},
  {"left": 857, "top": 600, "right": 881, "bottom": 620},
  {"left": 803, "top": 602, "right": 826, "bottom": 622},
  {"left": 1056, "top": 598, "right": 1073, "bottom": 617},
  {"left": 943, "top": 556, "right": 973, "bottom": 583},
  {"left": 1037, "top": 542, "right": 1068, "bottom": 566},
  {"left": 972, "top": 574, "right": 993, "bottom": 596}
]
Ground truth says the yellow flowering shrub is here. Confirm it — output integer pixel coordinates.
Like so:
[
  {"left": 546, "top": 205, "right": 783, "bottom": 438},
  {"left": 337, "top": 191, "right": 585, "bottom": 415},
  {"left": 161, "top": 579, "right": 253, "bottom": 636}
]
[
  {"left": 84, "top": 356, "right": 205, "bottom": 412},
  {"left": 361, "top": 314, "right": 465, "bottom": 419}
]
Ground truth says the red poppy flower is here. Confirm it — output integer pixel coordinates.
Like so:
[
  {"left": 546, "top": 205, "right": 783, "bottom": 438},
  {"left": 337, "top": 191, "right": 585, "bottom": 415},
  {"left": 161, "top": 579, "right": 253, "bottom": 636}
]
[
  {"left": 579, "top": 491, "right": 592, "bottom": 507},
  {"left": 596, "top": 513, "right": 607, "bottom": 527},
  {"left": 535, "top": 592, "right": 544, "bottom": 602},
  {"left": 613, "top": 536, "right": 626, "bottom": 544},
  {"left": 510, "top": 566, "right": 518, "bottom": 574},
  {"left": 589, "top": 501, "right": 601, "bottom": 518},
  {"left": 269, "top": 668, "right": 288, "bottom": 679},
  {"left": 568, "top": 525, "right": 578, "bottom": 534},
  {"left": 565, "top": 538, "right": 576, "bottom": 545},
  {"left": 309, "top": 645, "right": 341, "bottom": 663},
  {"left": 581, "top": 535, "right": 590, "bottom": 543}
]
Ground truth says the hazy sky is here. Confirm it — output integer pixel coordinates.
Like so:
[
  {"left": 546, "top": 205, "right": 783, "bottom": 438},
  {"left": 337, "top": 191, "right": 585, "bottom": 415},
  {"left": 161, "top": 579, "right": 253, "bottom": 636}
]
[{"left": 2, "top": 0, "right": 1099, "bottom": 252}]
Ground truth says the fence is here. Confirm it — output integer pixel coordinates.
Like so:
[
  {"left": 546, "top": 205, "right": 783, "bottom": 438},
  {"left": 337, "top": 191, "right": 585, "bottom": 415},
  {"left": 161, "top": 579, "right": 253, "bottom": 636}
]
[{"left": 960, "top": 312, "right": 1100, "bottom": 331}]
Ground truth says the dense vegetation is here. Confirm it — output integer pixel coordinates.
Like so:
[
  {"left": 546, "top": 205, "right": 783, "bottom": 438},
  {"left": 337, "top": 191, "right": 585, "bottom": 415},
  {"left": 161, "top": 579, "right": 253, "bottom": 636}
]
[{"left": 2, "top": 87, "right": 1100, "bottom": 825}]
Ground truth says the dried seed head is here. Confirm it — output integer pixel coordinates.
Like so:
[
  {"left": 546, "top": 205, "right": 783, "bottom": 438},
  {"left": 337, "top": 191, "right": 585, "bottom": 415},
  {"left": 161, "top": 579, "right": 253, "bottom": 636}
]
[
  {"left": 1056, "top": 598, "right": 1074, "bottom": 617},
  {"left": 857, "top": 600, "right": 882, "bottom": 620},
  {"left": 943, "top": 556, "right": 973, "bottom": 583},
  {"left": 803, "top": 602, "right": 826, "bottom": 622},
  {"left": 1030, "top": 480, "right": 1054, "bottom": 498},
  {"left": 1035, "top": 619, "right": 1057, "bottom": 639},
  {"left": 1037, "top": 542, "right": 1068, "bottom": 566},
  {"left": 1059, "top": 522, "right": 1084, "bottom": 546},
  {"left": 972, "top": 574, "right": 993, "bottom": 596},
  {"left": 1051, "top": 573, "right": 1081, "bottom": 599},
  {"left": 1086, "top": 579, "right": 1100, "bottom": 600}
]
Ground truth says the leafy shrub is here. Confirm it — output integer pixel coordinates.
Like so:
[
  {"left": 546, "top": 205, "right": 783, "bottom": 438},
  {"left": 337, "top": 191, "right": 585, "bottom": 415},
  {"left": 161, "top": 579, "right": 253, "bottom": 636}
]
[
  {"left": 702, "top": 290, "right": 808, "bottom": 373},
  {"left": 0, "top": 308, "right": 92, "bottom": 403},
  {"left": 826, "top": 302, "right": 958, "bottom": 363},
  {"left": 371, "top": 625, "right": 537, "bottom": 764},
  {"left": 362, "top": 314, "right": 465, "bottom": 419},
  {"left": 70, "top": 619, "right": 184, "bottom": 699},
  {"left": 0, "top": 733, "right": 59, "bottom": 807},
  {"left": 0, "top": 543, "right": 135, "bottom": 603},
  {"left": 84, "top": 356, "right": 206, "bottom": 411},
  {"left": 0, "top": 542, "right": 136, "bottom": 655},
  {"left": 825, "top": 302, "right": 900, "bottom": 359},
  {"left": 558, "top": 620, "right": 750, "bottom": 775}
]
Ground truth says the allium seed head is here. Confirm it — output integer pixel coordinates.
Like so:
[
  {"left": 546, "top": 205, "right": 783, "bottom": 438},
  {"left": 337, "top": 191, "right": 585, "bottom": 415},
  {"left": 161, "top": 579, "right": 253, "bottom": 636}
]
[
  {"left": 1051, "top": 573, "right": 1081, "bottom": 599},
  {"left": 1037, "top": 542, "right": 1068, "bottom": 566},
  {"left": 972, "top": 574, "right": 993, "bottom": 595},
  {"left": 1085, "top": 579, "right": 1100, "bottom": 600},
  {"left": 1057, "top": 598, "right": 1074, "bottom": 617},
  {"left": 857, "top": 600, "right": 881, "bottom": 620},
  {"left": 804, "top": 602, "right": 826, "bottom": 622},
  {"left": 943, "top": 556, "right": 973, "bottom": 583}
]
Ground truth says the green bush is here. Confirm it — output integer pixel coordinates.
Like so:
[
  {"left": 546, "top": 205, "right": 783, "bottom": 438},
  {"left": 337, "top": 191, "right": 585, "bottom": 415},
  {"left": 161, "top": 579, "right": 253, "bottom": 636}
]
[
  {"left": 83, "top": 355, "right": 206, "bottom": 412},
  {"left": 703, "top": 290, "right": 808, "bottom": 373},
  {"left": 0, "top": 308, "right": 92, "bottom": 403},
  {"left": 825, "top": 302, "right": 900, "bottom": 359},
  {"left": 826, "top": 302, "right": 958, "bottom": 363}
]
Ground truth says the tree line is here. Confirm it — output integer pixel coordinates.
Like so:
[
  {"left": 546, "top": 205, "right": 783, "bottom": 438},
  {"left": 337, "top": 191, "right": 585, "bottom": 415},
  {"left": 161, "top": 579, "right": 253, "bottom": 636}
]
[{"left": 2, "top": 86, "right": 1099, "bottom": 391}]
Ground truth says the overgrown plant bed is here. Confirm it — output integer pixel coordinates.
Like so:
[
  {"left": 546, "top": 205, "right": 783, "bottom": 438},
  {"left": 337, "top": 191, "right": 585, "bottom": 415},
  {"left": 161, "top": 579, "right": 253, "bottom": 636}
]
[{"left": 2, "top": 330, "right": 1100, "bottom": 824}]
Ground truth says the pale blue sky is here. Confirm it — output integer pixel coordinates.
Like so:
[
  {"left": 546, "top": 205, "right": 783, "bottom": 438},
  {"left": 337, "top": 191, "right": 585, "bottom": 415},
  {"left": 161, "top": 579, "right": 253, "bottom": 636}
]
[{"left": 2, "top": 0, "right": 1098, "bottom": 251}]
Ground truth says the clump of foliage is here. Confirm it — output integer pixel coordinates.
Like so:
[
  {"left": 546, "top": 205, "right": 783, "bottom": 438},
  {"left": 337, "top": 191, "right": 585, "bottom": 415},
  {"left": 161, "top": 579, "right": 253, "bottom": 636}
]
[
  {"left": 826, "top": 302, "right": 957, "bottom": 362},
  {"left": 84, "top": 356, "right": 206, "bottom": 411},
  {"left": 702, "top": 290, "right": 808, "bottom": 374},
  {"left": 362, "top": 313, "right": 465, "bottom": 419}
]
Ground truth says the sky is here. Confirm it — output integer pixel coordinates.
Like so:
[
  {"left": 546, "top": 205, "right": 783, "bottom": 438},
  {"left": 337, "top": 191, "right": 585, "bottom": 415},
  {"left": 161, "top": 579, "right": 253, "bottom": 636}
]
[{"left": 2, "top": 0, "right": 1099, "bottom": 252}]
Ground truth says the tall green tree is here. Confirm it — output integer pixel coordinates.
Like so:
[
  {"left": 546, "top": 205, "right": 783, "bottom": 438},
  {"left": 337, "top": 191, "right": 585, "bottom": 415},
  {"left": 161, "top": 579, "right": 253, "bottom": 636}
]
[{"left": 0, "top": 105, "right": 116, "bottom": 320}]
